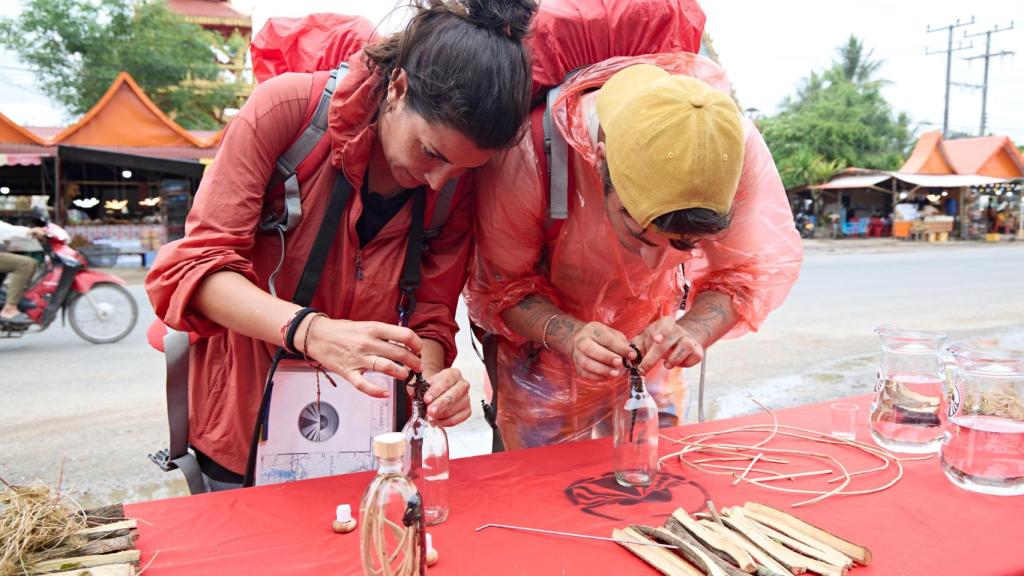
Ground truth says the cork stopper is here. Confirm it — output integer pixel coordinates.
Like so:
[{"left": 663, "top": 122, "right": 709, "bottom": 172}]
[{"left": 373, "top": 432, "right": 406, "bottom": 459}]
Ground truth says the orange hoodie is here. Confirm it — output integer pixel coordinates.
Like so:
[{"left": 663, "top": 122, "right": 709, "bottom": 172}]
[{"left": 146, "top": 56, "right": 472, "bottom": 474}]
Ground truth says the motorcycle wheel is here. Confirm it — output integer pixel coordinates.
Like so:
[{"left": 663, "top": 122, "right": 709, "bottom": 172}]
[{"left": 69, "top": 283, "right": 139, "bottom": 344}]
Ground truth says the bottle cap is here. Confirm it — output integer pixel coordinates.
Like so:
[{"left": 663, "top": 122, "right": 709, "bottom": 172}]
[
  {"left": 373, "top": 432, "right": 406, "bottom": 459},
  {"left": 336, "top": 504, "right": 352, "bottom": 523}
]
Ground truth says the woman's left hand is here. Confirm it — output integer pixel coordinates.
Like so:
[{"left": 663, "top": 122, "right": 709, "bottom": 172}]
[{"left": 421, "top": 367, "right": 472, "bottom": 427}]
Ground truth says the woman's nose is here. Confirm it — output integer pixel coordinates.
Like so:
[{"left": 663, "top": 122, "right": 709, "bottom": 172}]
[{"left": 425, "top": 165, "right": 463, "bottom": 191}]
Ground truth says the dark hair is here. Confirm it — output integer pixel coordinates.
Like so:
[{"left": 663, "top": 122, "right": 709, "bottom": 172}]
[
  {"left": 600, "top": 158, "right": 731, "bottom": 251},
  {"left": 364, "top": 0, "right": 537, "bottom": 150}
]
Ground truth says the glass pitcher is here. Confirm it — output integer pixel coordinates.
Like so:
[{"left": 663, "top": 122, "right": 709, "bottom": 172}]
[
  {"left": 869, "top": 326, "right": 949, "bottom": 453},
  {"left": 941, "top": 344, "right": 1024, "bottom": 496}
]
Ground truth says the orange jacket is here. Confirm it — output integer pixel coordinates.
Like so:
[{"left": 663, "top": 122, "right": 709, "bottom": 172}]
[
  {"left": 146, "top": 56, "right": 472, "bottom": 474},
  {"left": 466, "top": 53, "right": 803, "bottom": 449}
]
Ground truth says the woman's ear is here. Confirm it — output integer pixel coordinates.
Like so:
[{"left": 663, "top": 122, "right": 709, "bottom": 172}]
[
  {"left": 386, "top": 69, "right": 409, "bottom": 111},
  {"left": 596, "top": 140, "right": 606, "bottom": 163}
]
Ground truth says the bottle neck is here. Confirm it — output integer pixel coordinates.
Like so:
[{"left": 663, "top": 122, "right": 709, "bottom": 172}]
[
  {"left": 378, "top": 455, "right": 404, "bottom": 474},
  {"left": 413, "top": 399, "right": 426, "bottom": 419}
]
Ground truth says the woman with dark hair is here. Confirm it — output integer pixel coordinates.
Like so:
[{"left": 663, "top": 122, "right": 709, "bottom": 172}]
[{"left": 146, "top": 0, "right": 536, "bottom": 490}]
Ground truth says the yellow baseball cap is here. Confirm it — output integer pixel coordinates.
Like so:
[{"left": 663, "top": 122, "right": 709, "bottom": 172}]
[{"left": 596, "top": 64, "right": 745, "bottom": 229}]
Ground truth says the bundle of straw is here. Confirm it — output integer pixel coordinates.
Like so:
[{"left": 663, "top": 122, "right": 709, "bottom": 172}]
[{"left": 0, "top": 478, "right": 87, "bottom": 575}]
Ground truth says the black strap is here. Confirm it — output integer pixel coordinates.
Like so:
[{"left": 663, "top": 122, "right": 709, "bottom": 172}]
[
  {"left": 243, "top": 171, "right": 353, "bottom": 487},
  {"left": 394, "top": 187, "right": 427, "bottom": 428},
  {"left": 481, "top": 332, "right": 505, "bottom": 453}
]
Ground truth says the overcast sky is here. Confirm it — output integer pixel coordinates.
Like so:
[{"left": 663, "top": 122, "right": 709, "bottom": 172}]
[{"left": 1, "top": 0, "right": 1021, "bottom": 144}]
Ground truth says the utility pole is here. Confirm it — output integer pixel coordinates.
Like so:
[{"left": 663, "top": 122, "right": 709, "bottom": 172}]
[
  {"left": 927, "top": 17, "right": 975, "bottom": 138},
  {"left": 963, "top": 23, "right": 1015, "bottom": 135}
]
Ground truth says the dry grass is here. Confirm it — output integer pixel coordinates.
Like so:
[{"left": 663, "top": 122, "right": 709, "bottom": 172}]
[{"left": 0, "top": 477, "right": 88, "bottom": 575}]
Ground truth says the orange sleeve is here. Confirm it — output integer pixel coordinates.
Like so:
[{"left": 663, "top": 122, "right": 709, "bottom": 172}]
[
  {"left": 145, "top": 73, "right": 313, "bottom": 336},
  {"left": 464, "top": 134, "right": 560, "bottom": 343}
]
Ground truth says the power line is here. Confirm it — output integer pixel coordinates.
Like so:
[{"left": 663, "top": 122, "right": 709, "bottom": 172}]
[
  {"left": 962, "top": 22, "right": 1015, "bottom": 135},
  {"left": 926, "top": 16, "right": 975, "bottom": 138}
]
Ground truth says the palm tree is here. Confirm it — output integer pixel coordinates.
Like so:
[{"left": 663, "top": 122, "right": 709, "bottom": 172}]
[{"left": 828, "top": 35, "right": 885, "bottom": 86}]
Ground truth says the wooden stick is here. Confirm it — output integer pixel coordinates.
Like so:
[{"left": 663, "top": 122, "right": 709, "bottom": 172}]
[
  {"left": 633, "top": 526, "right": 733, "bottom": 576},
  {"left": 81, "top": 504, "right": 127, "bottom": 526},
  {"left": 27, "top": 550, "right": 141, "bottom": 575},
  {"left": 614, "top": 527, "right": 704, "bottom": 576},
  {"left": 37, "top": 564, "right": 135, "bottom": 576},
  {"left": 742, "top": 470, "right": 833, "bottom": 483},
  {"left": 671, "top": 510, "right": 757, "bottom": 572},
  {"left": 740, "top": 510, "right": 853, "bottom": 569},
  {"left": 719, "top": 510, "right": 806, "bottom": 575},
  {"left": 742, "top": 503, "right": 872, "bottom": 565},
  {"left": 664, "top": 518, "right": 754, "bottom": 576},
  {"left": 743, "top": 517, "right": 850, "bottom": 571},
  {"left": 75, "top": 534, "right": 137, "bottom": 556},
  {"left": 700, "top": 521, "right": 793, "bottom": 576},
  {"left": 726, "top": 509, "right": 844, "bottom": 576},
  {"left": 77, "top": 519, "right": 138, "bottom": 536}
]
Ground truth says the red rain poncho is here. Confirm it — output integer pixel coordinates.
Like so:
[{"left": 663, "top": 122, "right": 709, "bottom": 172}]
[{"left": 465, "top": 52, "right": 804, "bottom": 450}]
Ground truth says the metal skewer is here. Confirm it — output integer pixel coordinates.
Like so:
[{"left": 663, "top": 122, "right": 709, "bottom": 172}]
[{"left": 475, "top": 523, "right": 679, "bottom": 549}]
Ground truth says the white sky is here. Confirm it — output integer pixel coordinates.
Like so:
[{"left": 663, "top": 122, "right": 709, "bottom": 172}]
[{"left": 1, "top": 0, "right": 1021, "bottom": 144}]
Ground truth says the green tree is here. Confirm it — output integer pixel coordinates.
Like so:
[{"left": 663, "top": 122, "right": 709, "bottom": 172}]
[
  {"left": 760, "top": 35, "right": 912, "bottom": 190},
  {"left": 0, "top": 0, "right": 236, "bottom": 130}
]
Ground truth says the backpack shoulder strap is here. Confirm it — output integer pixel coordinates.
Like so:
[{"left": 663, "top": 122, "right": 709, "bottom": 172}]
[
  {"left": 259, "top": 62, "right": 350, "bottom": 234},
  {"left": 544, "top": 83, "right": 570, "bottom": 222},
  {"left": 424, "top": 178, "right": 460, "bottom": 240}
]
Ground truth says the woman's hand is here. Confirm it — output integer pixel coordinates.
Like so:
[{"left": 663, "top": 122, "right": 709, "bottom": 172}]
[
  {"left": 421, "top": 367, "right": 472, "bottom": 427},
  {"left": 564, "top": 321, "right": 635, "bottom": 381},
  {"left": 299, "top": 317, "right": 423, "bottom": 397},
  {"left": 632, "top": 316, "right": 705, "bottom": 373}
]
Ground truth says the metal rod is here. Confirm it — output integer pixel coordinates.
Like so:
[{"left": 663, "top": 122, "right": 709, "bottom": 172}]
[
  {"left": 697, "top": 352, "right": 707, "bottom": 423},
  {"left": 475, "top": 523, "right": 678, "bottom": 549}
]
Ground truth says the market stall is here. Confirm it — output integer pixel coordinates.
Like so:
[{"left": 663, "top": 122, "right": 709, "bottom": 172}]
[{"left": 123, "top": 396, "right": 1022, "bottom": 576}]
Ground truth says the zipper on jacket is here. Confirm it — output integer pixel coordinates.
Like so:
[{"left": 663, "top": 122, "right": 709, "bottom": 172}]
[{"left": 354, "top": 249, "right": 364, "bottom": 281}]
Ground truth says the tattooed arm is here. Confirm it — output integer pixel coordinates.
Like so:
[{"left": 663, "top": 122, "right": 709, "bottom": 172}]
[
  {"left": 501, "top": 294, "right": 636, "bottom": 381},
  {"left": 633, "top": 290, "right": 739, "bottom": 373}
]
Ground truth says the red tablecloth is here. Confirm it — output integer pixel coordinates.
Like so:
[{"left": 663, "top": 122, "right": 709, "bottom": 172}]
[{"left": 126, "top": 396, "right": 1024, "bottom": 575}]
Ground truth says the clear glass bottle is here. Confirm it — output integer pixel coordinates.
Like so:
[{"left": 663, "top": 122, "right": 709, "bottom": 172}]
[
  {"left": 614, "top": 355, "right": 659, "bottom": 487},
  {"left": 360, "top": 432, "right": 424, "bottom": 576},
  {"left": 402, "top": 375, "right": 450, "bottom": 526}
]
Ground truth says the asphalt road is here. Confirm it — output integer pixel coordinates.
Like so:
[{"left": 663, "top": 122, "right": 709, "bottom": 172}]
[{"left": 1, "top": 240, "right": 1022, "bottom": 506}]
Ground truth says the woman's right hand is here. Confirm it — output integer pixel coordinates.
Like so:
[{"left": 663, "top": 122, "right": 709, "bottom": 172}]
[{"left": 299, "top": 317, "right": 423, "bottom": 397}]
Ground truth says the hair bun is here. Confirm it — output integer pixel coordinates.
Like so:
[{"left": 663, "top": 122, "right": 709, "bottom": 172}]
[{"left": 456, "top": 0, "right": 537, "bottom": 41}]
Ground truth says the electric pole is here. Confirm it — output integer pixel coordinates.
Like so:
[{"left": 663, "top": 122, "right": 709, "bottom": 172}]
[
  {"left": 927, "top": 17, "right": 975, "bottom": 138},
  {"left": 964, "top": 23, "right": 1015, "bottom": 135}
]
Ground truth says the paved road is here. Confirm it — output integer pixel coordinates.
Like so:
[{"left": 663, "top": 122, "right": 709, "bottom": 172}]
[{"left": 1, "top": 241, "right": 1022, "bottom": 506}]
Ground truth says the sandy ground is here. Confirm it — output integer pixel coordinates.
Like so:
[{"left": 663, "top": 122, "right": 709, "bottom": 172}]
[{"left": 1, "top": 238, "right": 1022, "bottom": 506}]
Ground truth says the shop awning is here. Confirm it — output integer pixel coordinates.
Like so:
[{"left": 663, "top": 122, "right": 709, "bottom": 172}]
[
  {"left": 59, "top": 145, "right": 206, "bottom": 180},
  {"left": 891, "top": 173, "right": 1011, "bottom": 188},
  {"left": 0, "top": 153, "right": 43, "bottom": 167},
  {"left": 811, "top": 174, "right": 891, "bottom": 190}
]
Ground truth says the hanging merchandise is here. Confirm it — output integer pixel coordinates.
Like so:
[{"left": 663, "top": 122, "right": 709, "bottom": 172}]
[
  {"left": 360, "top": 433, "right": 425, "bottom": 576},
  {"left": 614, "top": 345, "right": 659, "bottom": 487},
  {"left": 402, "top": 372, "right": 450, "bottom": 526}
]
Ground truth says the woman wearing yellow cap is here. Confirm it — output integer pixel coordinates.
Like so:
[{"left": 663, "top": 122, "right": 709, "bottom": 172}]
[{"left": 465, "top": 54, "right": 804, "bottom": 449}]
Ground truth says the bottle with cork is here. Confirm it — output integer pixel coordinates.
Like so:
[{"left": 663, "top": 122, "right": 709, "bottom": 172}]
[
  {"left": 402, "top": 372, "right": 450, "bottom": 525},
  {"left": 359, "top": 432, "right": 425, "bottom": 576}
]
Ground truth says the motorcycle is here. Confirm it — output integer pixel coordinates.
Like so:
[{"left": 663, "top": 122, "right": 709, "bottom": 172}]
[
  {"left": 795, "top": 212, "right": 816, "bottom": 239},
  {"left": 0, "top": 212, "right": 138, "bottom": 343}
]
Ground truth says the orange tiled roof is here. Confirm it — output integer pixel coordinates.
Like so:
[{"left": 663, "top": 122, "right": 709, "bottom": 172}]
[
  {"left": 0, "top": 112, "right": 47, "bottom": 146},
  {"left": 899, "top": 131, "right": 954, "bottom": 174},
  {"left": 51, "top": 72, "right": 207, "bottom": 149}
]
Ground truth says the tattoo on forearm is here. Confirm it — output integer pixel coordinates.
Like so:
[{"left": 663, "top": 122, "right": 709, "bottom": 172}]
[
  {"left": 548, "top": 316, "right": 579, "bottom": 350},
  {"left": 681, "top": 302, "right": 730, "bottom": 343}
]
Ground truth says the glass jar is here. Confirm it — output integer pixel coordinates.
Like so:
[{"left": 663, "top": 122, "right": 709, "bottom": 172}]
[
  {"left": 941, "top": 344, "right": 1024, "bottom": 496},
  {"left": 869, "top": 326, "right": 949, "bottom": 453}
]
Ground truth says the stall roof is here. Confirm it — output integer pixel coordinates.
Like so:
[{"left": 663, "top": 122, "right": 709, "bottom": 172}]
[
  {"left": 52, "top": 72, "right": 208, "bottom": 149},
  {"left": 812, "top": 171, "right": 1010, "bottom": 191},
  {"left": 899, "top": 131, "right": 954, "bottom": 175},
  {"left": 0, "top": 112, "right": 46, "bottom": 146},
  {"left": 899, "top": 131, "right": 1024, "bottom": 178},
  {"left": 812, "top": 173, "right": 892, "bottom": 190}
]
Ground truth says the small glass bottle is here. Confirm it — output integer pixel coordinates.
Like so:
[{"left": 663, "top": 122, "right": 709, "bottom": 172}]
[
  {"left": 360, "top": 432, "right": 424, "bottom": 576},
  {"left": 614, "top": 349, "right": 659, "bottom": 487},
  {"left": 402, "top": 373, "right": 450, "bottom": 525}
]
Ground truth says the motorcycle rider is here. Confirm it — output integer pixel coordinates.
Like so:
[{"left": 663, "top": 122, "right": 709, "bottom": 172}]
[{"left": 0, "top": 218, "right": 46, "bottom": 324}]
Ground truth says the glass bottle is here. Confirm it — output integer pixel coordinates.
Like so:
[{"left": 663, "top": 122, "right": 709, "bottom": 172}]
[
  {"left": 360, "top": 432, "right": 424, "bottom": 576},
  {"left": 614, "top": 350, "right": 659, "bottom": 487},
  {"left": 402, "top": 373, "right": 450, "bottom": 525},
  {"left": 869, "top": 326, "right": 949, "bottom": 453}
]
